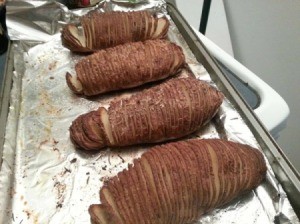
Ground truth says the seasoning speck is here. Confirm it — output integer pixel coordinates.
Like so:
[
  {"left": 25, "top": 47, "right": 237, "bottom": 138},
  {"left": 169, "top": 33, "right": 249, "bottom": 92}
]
[
  {"left": 100, "top": 176, "right": 110, "bottom": 182},
  {"left": 48, "top": 61, "right": 58, "bottom": 70},
  {"left": 64, "top": 167, "right": 71, "bottom": 174},
  {"left": 70, "top": 158, "right": 77, "bottom": 163},
  {"left": 118, "top": 154, "right": 125, "bottom": 163}
]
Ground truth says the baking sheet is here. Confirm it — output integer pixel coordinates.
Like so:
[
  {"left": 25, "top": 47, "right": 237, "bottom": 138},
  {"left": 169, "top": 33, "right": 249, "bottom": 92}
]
[{"left": 0, "top": 0, "right": 299, "bottom": 223}]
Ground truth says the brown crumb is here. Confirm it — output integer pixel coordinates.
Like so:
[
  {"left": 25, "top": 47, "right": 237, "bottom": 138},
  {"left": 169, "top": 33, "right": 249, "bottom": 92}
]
[
  {"left": 118, "top": 154, "right": 125, "bottom": 163},
  {"left": 23, "top": 210, "right": 31, "bottom": 219},
  {"left": 63, "top": 167, "right": 71, "bottom": 174},
  {"left": 48, "top": 61, "right": 58, "bottom": 71},
  {"left": 100, "top": 176, "right": 110, "bottom": 182},
  {"left": 70, "top": 158, "right": 77, "bottom": 163}
]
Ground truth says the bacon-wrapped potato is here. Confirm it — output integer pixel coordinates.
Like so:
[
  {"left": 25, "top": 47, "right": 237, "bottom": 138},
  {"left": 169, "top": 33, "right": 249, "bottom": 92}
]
[
  {"left": 89, "top": 138, "right": 267, "bottom": 224},
  {"left": 61, "top": 10, "right": 169, "bottom": 52},
  {"left": 66, "top": 40, "right": 185, "bottom": 96},
  {"left": 69, "top": 77, "right": 224, "bottom": 150}
]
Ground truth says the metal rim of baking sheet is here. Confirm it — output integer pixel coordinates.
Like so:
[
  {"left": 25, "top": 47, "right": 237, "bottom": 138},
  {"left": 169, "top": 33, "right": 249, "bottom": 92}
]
[{"left": 0, "top": 41, "right": 12, "bottom": 167}]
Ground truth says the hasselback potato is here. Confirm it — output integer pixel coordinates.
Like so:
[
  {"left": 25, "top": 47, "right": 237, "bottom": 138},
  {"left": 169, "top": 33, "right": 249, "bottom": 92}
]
[
  {"left": 61, "top": 10, "right": 169, "bottom": 52},
  {"left": 89, "top": 138, "right": 267, "bottom": 224},
  {"left": 66, "top": 40, "right": 185, "bottom": 96},
  {"left": 70, "top": 77, "right": 224, "bottom": 150}
]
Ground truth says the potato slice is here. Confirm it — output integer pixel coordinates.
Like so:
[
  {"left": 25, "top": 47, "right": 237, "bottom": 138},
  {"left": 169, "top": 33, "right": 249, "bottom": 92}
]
[
  {"left": 66, "top": 72, "right": 83, "bottom": 94},
  {"left": 88, "top": 204, "right": 119, "bottom": 224},
  {"left": 152, "top": 17, "right": 169, "bottom": 38}
]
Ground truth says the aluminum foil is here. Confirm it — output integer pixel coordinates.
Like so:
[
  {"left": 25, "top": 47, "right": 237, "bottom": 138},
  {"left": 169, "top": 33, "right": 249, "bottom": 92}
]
[{"left": 0, "top": 0, "right": 299, "bottom": 223}]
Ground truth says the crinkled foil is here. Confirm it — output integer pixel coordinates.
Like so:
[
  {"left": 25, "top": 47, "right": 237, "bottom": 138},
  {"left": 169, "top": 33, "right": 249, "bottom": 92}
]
[{"left": 0, "top": 1, "right": 299, "bottom": 223}]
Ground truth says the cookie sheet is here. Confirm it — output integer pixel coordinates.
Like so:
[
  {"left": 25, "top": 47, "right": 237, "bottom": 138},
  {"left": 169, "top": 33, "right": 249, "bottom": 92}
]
[{"left": 0, "top": 0, "right": 299, "bottom": 223}]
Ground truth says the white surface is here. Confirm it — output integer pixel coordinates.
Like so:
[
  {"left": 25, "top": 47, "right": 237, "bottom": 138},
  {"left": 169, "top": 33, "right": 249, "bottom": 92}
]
[
  {"left": 176, "top": 0, "right": 290, "bottom": 138},
  {"left": 205, "top": 0, "right": 234, "bottom": 56},
  {"left": 223, "top": 1, "right": 300, "bottom": 171},
  {"left": 193, "top": 29, "right": 290, "bottom": 138},
  {"left": 176, "top": 0, "right": 234, "bottom": 56}
]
